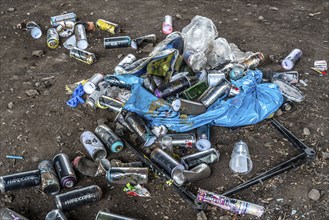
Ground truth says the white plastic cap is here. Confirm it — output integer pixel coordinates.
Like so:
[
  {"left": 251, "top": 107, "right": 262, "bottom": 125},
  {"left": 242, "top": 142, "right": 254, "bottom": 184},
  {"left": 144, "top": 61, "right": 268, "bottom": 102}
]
[
  {"left": 83, "top": 82, "right": 96, "bottom": 95},
  {"left": 281, "top": 59, "right": 294, "bottom": 70}
]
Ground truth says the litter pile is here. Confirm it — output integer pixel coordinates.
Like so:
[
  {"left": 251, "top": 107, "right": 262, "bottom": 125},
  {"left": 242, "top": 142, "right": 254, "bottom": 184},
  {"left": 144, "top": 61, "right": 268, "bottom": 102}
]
[{"left": 1, "top": 12, "right": 326, "bottom": 220}]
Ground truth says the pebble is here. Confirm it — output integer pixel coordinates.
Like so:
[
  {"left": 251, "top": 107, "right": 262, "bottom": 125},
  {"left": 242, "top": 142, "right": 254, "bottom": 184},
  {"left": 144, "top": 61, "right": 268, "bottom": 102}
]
[
  {"left": 32, "top": 50, "right": 44, "bottom": 57},
  {"left": 25, "top": 89, "right": 40, "bottom": 97},
  {"left": 117, "top": 54, "right": 123, "bottom": 59},
  {"left": 269, "top": 6, "right": 279, "bottom": 11},
  {"left": 164, "top": 216, "right": 169, "bottom": 219},
  {"left": 258, "top": 15, "right": 264, "bottom": 21},
  {"left": 7, "top": 102, "right": 14, "bottom": 109},
  {"left": 7, "top": 7, "right": 15, "bottom": 12},
  {"left": 303, "top": 127, "right": 310, "bottom": 136},
  {"left": 322, "top": 152, "right": 329, "bottom": 159},
  {"left": 197, "top": 211, "right": 207, "bottom": 220},
  {"left": 176, "top": 13, "right": 182, "bottom": 19},
  {"left": 97, "top": 118, "right": 108, "bottom": 125},
  {"left": 308, "top": 189, "right": 321, "bottom": 201}
]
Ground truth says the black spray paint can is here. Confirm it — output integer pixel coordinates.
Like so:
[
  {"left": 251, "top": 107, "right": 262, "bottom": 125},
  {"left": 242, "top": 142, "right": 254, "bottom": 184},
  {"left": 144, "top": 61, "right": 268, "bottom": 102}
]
[
  {"left": 55, "top": 185, "right": 102, "bottom": 211},
  {"left": 180, "top": 148, "right": 220, "bottom": 170},
  {"left": 38, "top": 160, "right": 61, "bottom": 195},
  {"left": 0, "top": 170, "right": 40, "bottom": 193},
  {"left": 53, "top": 153, "right": 77, "bottom": 189},
  {"left": 104, "top": 36, "right": 132, "bottom": 49}
]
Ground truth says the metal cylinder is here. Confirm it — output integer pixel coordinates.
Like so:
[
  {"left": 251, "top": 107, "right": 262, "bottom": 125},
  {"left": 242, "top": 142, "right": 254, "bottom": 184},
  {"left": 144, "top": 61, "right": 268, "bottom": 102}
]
[
  {"left": 75, "top": 23, "right": 88, "bottom": 49},
  {"left": 161, "top": 133, "right": 196, "bottom": 148},
  {"left": 47, "top": 28, "right": 59, "bottom": 49},
  {"left": 174, "top": 163, "right": 211, "bottom": 186},
  {"left": 80, "top": 131, "right": 107, "bottom": 161},
  {"left": 195, "top": 125, "right": 211, "bottom": 151},
  {"left": 38, "top": 160, "right": 61, "bottom": 195},
  {"left": 180, "top": 148, "right": 220, "bottom": 169},
  {"left": 281, "top": 49, "right": 302, "bottom": 70},
  {"left": 51, "top": 12, "right": 77, "bottom": 27},
  {"left": 0, "top": 170, "right": 40, "bottom": 193},
  {"left": 55, "top": 185, "right": 102, "bottom": 211},
  {"left": 96, "top": 19, "right": 120, "bottom": 34},
  {"left": 115, "top": 54, "right": 137, "bottom": 74},
  {"left": 95, "top": 211, "right": 137, "bottom": 220},
  {"left": 150, "top": 148, "right": 185, "bottom": 177},
  {"left": 106, "top": 167, "right": 148, "bottom": 184},
  {"left": 95, "top": 124, "right": 124, "bottom": 153},
  {"left": 200, "top": 78, "right": 230, "bottom": 108},
  {"left": 69, "top": 47, "right": 96, "bottom": 65},
  {"left": 0, "top": 208, "right": 29, "bottom": 220},
  {"left": 104, "top": 36, "right": 131, "bottom": 49},
  {"left": 86, "top": 81, "right": 110, "bottom": 109},
  {"left": 97, "top": 96, "right": 124, "bottom": 113},
  {"left": 171, "top": 98, "right": 207, "bottom": 116},
  {"left": 207, "top": 71, "right": 226, "bottom": 87},
  {"left": 53, "top": 153, "right": 77, "bottom": 188},
  {"left": 110, "top": 159, "right": 143, "bottom": 167},
  {"left": 83, "top": 73, "right": 104, "bottom": 95},
  {"left": 45, "top": 209, "right": 67, "bottom": 220}
]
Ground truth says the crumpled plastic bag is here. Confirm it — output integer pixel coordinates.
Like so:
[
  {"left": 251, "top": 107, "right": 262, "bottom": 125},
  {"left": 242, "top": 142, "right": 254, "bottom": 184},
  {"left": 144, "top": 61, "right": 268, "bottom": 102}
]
[{"left": 206, "top": 37, "right": 235, "bottom": 69}]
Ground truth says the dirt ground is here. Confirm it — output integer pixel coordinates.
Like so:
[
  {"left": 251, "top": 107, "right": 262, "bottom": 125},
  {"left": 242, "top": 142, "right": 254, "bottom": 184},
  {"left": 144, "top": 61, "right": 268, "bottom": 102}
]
[{"left": 0, "top": 0, "right": 328, "bottom": 219}]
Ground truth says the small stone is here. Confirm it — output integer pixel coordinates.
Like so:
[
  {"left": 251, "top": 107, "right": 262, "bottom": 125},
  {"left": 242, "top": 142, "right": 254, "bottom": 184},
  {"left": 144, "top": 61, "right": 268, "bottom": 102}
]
[
  {"left": 164, "top": 216, "right": 169, "bottom": 220},
  {"left": 32, "top": 50, "right": 44, "bottom": 57},
  {"left": 97, "top": 118, "right": 108, "bottom": 125},
  {"left": 66, "top": 132, "right": 72, "bottom": 137},
  {"left": 269, "top": 6, "right": 279, "bottom": 11},
  {"left": 322, "top": 152, "right": 329, "bottom": 159},
  {"left": 176, "top": 13, "right": 182, "bottom": 19},
  {"left": 219, "top": 216, "right": 231, "bottom": 220},
  {"left": 79, "top": 127, "right": 84, "bottom": 132},
  {"left": 117, "top": 54, "right": 123, "bottom": 59},
  {"left": 7, "top": 7, "right": 15, "bottom": 12},
  {"left": 275, "top": 108, "right": 283, "bottom": 116},
  {"left": 1, "top": 195, "right": 14, "bottom": 203},
  {"left": 308, "top": 189, "right": 321, "bottom": 201},
  {"left": 7, "top": 102, "right": 14, "bottom": 109},
  {"left": 25, "top": 89, "right": 40, "bottom": 97},
  {"left": 268, "top": 54, "right": 276, "bottom": 62},
  {"left": 197, "top": 211, "right": 207, "bottom": 220},
  {"left": 258, "top": 15, "right": 264, "bottom": 21},
  {"left": 31, "top": 156, "right": 39, "bottom": 162},
  {"left": 303, "top": 127, "right": 310, "bottom": 136},
  {"left": 143, "top": 204, "right": 149, "bottom": 209}
]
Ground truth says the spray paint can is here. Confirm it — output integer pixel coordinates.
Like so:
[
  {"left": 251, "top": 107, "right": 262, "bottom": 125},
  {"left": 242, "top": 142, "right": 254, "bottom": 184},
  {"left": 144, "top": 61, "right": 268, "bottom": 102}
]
[
  {"left": 69, "top": 47, "right": 96, "bottom": 65},
  {"left": 45, "top": 209, "right": 67, "bottom": 220},
  {"left": 200, "top": 78, "right": 231, "bottom": 108},
  {"left": 47, "top": 28, "right": 59, "bottom": 49},
  {"left": 80, "top": 131, "right": 107, "bottom": 161},
  {"left": 83, "top": 73, "right": 104, "bottom": 95},
  {"left": 207, "top": 71, "right": 226, "bottom": 87},
  {"left": 241, "top": 52, "right": 264, "bottom": 69},
  {"left": 171, "top": 98, "right": 207, "bottom": 116},
  {"left": 85, "top": 81, "right": 110, "bottom": 109},
  {"left": 282, "top": 49, "right": 302, "bottom": 70},
  {"left": 50, "top": 12, "right": 77, "bottom": 27},
  {"left": 197, "top": 189, "right": 265, "bottom": 217},
  {"left": 95, "top": 124, "right": 124, "bottom": 153},
  {"left": 96, "top": 19, "right": 120, "bottom": 34},
  {"left": 195, "top": 125, "right": 211, "bottom": 151},
  {"left": 75, "top": 23, "right": 88, "bottom": 50},
  {"left": 160, "top": 133, "right": 196, "bottom": 148},
  {"left": 180, "top": 148, "right": 220, "bottom": 169},
  {"left": 133, "top": 34, "right": 157, "bottom": 47},
  {"left": 53, "top": 153, "right": 77, "bottom": 188},
  {"left": 104, "top": 36, "right": 132, "bottom": 49},
  {"left": 106, "top": 167, "right": 148, "bottom": 184},
  {"left": 55, "top": 185, "right": 102, "bottom": 211},
  {"left": 150, "top": 148, "right": 185, "bottom": 178},
  {"left": 162, "top": 15, "right": 173, "bottom": 35},
  {"left": 181, "top": 80, "right": 208, "bottom": 100},
  {"left": 26, "top": 21, "right": 42, "bottom": 39},
  {"left": 124, "top": 112, "right": 156, "bottom": 147},
  {"left": 154, "top": 75, "right": 199, "bottom": 99},
  {"left": 95, "top": 211, "right": 137, "bottom": 220},
  {"left": 97, "top": 96, "right": 124, "bottom": 113},
  {"left": 0, "top": 170, "right": 40, "bottom": 193},
  {"left": 0, "top": 208, "right": 29, "bottom": 220},
  {"left": 114, "top": 54, "right": 137, "bottom": 74},
  {"left": 229, "top": 64, "right": 245, "bottom": 81},
  {"left": 38, "top": 160, "right": 61, "bottom": 195},
  {"left": 174, "top": 163, "right": 211, "bottom": 186},
  {"left": 104, "top": 75, "right": 131, "bottom": 89}
]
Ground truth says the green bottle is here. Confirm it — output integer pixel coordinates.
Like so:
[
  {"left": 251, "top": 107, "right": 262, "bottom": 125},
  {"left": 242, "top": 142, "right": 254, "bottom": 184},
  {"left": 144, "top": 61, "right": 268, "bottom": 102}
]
[{"left": 181, "top": 80, "right": 208, "bottom": 100}]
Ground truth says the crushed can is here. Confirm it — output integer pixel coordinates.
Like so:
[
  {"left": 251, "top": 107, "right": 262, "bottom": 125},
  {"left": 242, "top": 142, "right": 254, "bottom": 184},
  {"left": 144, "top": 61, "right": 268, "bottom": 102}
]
[
  {"left": 95, "top": 124, "right": 124, "bottom": 153},
  {"left": 69, "top": 47, "right": 96, "bottom": 65},
  {"left": 180, "top": 148, "right": 220, "bottom": 169},
  {"left": 106, "top": 167, "right": 148, "bottom": 185},
  {"left": 38, "top": 160, "right": 61, "bottom": 195},
  {"left": 0, "top": 170, "right": 40, "bottom": 193},
  {"left": 53, "top": 153, "right": 77, "bottom": 188},
  {"left": 80, "top": 131, "right": 107, "bottom": 161}
]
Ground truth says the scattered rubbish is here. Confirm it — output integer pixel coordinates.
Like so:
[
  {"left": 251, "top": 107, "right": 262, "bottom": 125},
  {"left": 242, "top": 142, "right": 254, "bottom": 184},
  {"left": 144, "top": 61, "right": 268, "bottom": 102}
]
[
  {"left": 180, "top": 148, "right": 220, "bottom": 169},
  {"left": 95, "top": 124, "right": 124, "bottom": 153},
  {"left": 200, "top": 78, "right": 230, "bottom": 108},
  {"left": 66, "top": 83, "right": 85, "bottom": 108},
  {"left": 45, "top": 209, "right": 67, "bottom": 220},
  {"left": 110, "top": 159, "right": 143, "bottom": 167},
  {"left": 273, "top": 79, "right": 305, "bottom": 103},
  {"left": 96, "top": 19, "right": 120, "bottom": 34},
  {"left": 50, "top": 12, "right": 77, "bottom": 27},
  {"left": 132, "top": 34, "right": 157, "bottom": 48},
  {"left": 47, "top": 28, "right": 59, "bottom": 49},
  {"left": 172, "top": 98, "right": 207, "bottom": 116},
  {"left": 72, "top": 156, "right": 100, "bottom": 177},
  {"left": 115, "top": 54, "right": 137, "bottom": 74},
  {"left": 95, "top": 210, "right": 137, "bottom": 220},
  {"left": 162, "top": 15, "right": 173, "bottom": 35},
  {"left": 69, "top": 47, "right": 97, "bottom": 64},
  {"left": 26, "top": 21, "right": 42, "bottom": 39},
  {"left": 160, "top": 133, "right": 196, "bottom": 148},
  {"left": 0, "top": 170, "right": 41, "bottom": 193},
  {"left": 308, "top": 189, "right": 321, "bottom": 201},
  {"left": 0, "top": 208, "right": 29, "bottom": 220},
  {"left": 80, "top": 131, "right": 107, "bottom": 161},
  {"left": 265, "top": 70, "right": 299, "bottom": 84},
  {"left": 75, "top": 23, "right": 88, "bottom": 49},
  {"left": 83, "top": 73, "right": 105, "bottom": 95},
  {"left": 175, "top": 163, "right": 211, "bottom": 186},
  {"left": 38, "top": 160, "right": 61, "bottom": 195},
  {"left": 281, "top": 49, "right": 302, "bottom": 70},
  {"left": 197, "top": 189, "right": 265, "bottom": 217},
  {"left": 229, "top": 140, "right": 253, "bottom": 174},
  {"left": 63, "top": 35, "right": 76, "bottom": 49},
  {"left": 55, "top": 185, "right": 102, "bottom": 211},
  {"left": 314, "top": 60, "right": 327, "bottom": 72},
  {"left": 104, "top": 36, "right": 137, "bottom": 49},
  {"left": 5, "top": 155, "right": 24, "bottom": 159},
  {"left": 53, "top": 153, "right": 77, "bottom": 188},
  {"left": 106, "top": 167, "right": 148, "bottom": 185},
  {"left": 123, "top": 183, "right": 151, "bottom": 197},
  {"left": 56, "top": 20, "right": 75, "bottom": 37}
]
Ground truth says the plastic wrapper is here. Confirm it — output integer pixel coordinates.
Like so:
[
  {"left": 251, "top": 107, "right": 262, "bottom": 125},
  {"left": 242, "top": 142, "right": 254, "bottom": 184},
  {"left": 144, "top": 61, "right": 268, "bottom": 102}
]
[
  {"left": 123, "top": 183, "right": 151, "bottom": 197},
  {"left": 206, "top": 38, "right": 235, "bottom": 69}
]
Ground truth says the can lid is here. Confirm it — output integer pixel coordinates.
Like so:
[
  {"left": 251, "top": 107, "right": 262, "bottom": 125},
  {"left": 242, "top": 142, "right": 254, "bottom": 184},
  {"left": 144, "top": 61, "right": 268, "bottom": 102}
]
[
  {"left": 172, "top": 99, "right": 181, "bottom": 112},
  {"left": 83, "top": 82, "right": 96, "bottom": 95},
  {"left": 77, "top": 39, "right": 88, "bottom": 50},
  {"left": 281, "top": 59, "right": 294, "bottom": 70},
  {"left": 195, "top": 139, "right": 211, "bottom": 151},
  {"left": 31, "top": 27, "right": 42, "bottom": 39}
]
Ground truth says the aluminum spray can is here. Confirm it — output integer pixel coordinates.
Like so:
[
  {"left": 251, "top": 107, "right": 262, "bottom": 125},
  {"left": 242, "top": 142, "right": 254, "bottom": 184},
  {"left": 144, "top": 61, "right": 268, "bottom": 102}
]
[
  {"left": 174, "top": 163, "right": 211, "bottom": 186},
  {"left": 75, "top": 23, "right": 88, "bottom": 50},
  {"left": 97, "top": 96, "right": 124, "bottom": 113},
  {"left": 200, "top": 78, "right": 231, "bottom": 108},
  {"left": 96, "top": 19, "right": 120, "bottom": 34},
  {"left": 0, "top": 170, "right": 40, "bottom": 193},
  {"left": 181, "top": 80, "right": 208, "bottom": 100},
  {"left": 83, "top": 73, "right": 104, "bottom": 95},
  {"left": 45, "top": 209, "right": 67, "bottom": 220},
  {"left": 195, "top": 125, "right": 211, "bottom": 151},
  {"left": 95, "top": 124, "right": 124, "bottom": 153},
  {"left": 47, "top": 28, "right": 59, "bottom": 49},
  {"left": 282, "top": 49, "right": 302, "bottom": 70},
  {"left": 104, "top": 75, "right": 131, "bottom": 89},
  {"left": 180, "top": 148, "right": 220, "bottom": 169},
  {"left": 86, "top": 81, "right": 110, "bottom": 109},
  {"left": 114, "top": 54, "right": 137, "bottom": 74},
  {"left": 207, "top": 70, "right": 226, "bottom": 87},
  {"left": 50, "top": 12, "right": 77, "bottom": 27},
  {"left": 69, "top": 47, "right": 96, "bottom": 65},
  {"left": 171, "top": 98, "right": 207, "bottom": 116},
  {"left": 124, "top": 112, "right": 156, "bottom": 147},
  {"left": 162, "top": 15, "right": 173, "bottom": 35},
  {"left": 96, "top": 211, "right": 137, "bottom": 220},
  {"left": 104, "top": 36, "right": 133, "bottom": 49},
  {"left": 197, "top": 189, "right": 265, "bottom": 217},
  {"left": 38, "top": 160, "right": 61, "bottom": 195},
  {"left": 55, "top": 185, "right": 102, "bottom": 211},
  {"left": 0, "top": 208, "right": 29, "bottom": 220},
  {"left": 106, "top": 167, "right": 148, "bottom": 184},
  {"left": 160, "top": 133, "right": 196, "bottom": 148},
  {"left": 241, "top": 52, "right": 264, "bottom": 69},
  {"left": 53, "top": 153, "right": 77, "bottom": 188},
  {"left": 80, "top": 131, "right": 107, "bottom": 161}
]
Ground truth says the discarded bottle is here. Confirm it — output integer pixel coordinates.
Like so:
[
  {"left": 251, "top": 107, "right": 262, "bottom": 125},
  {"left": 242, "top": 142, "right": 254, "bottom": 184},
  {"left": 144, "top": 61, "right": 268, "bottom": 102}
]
[
  {"left": 229, "top": 141, "right": 253, "bottom": 174},
  {"left": 172, "top": 98, "right": 207, "bottom": 115},
  {"left": 75, "top": 23, "right": 88, "bottom": 50},
  {"left": 115, "top": 54, "right": 137, "bottom": 74},
  {"left": 96, "top": 19, "right": 120, "bottom": 34},
  {"left": 45, "top": 209, "right": 67, "bottom": 220},
  {"left": 80, "top": 131, "right": 107, "bottom": 161},
  {"left": 53, "top": 153, "right": 77, "bottom": 188},
  {"left": 180, "top": 148, "right": 220, "bottom": 169},
  {"left": 47, "top": 28, "right": 59, "bottom": 49},
  {"left": 195, "top": 125, "right": 211, "bottom": 151},
  {"left": 69, "top": 47, "right": 96, "bottom": 65},
  {"left": 200, "top": 78, "right": 231, "bottom": 108},
  {"left": 55, "top": 185, "right": 102, "bottom": 211},
  {"left": 95, "top": 211, "right": 137, "bottom": 220},
  {"left": 197, "top": 189, "right": 265, "bottom": 217},
  {"left": 154, "top": 75, "right": 199, "bottom": 98},
  {"left": 241, "top": 52, "right": 264, "bottom": 69},
  {"left": 0, "top": 208, "right": 29, "bottom": 220},
  {"left": 95, "top": 124, "right": 124, "bottom": 153},
  {"left": 162, "top": 15, "right": 173, "bottom": 35},
  {"left": 160, "top": 133, "right": 196, "bottom": 148},
  {"left": 282, "top": 49, "right": 302, "bottom": 70},
  {"left": 106, "top": 167, "right": 149, "bottom": 185},
  {"left": 38, "top": 160, "right": 61, "bottom": 195},
  {"left": 181, "top": 80, "right": 208, "bottom": 100},
  {"left": 0, "top": 170, "right": 40, "bottom": 193},
  {"left": 83, "top": 73, "right": 104, "bottom": 95}
]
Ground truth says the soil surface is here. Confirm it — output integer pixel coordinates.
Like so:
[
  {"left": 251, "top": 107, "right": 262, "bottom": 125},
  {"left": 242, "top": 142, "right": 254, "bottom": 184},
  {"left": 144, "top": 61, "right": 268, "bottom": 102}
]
[{"left": 0, "top": 0, "right": 328, "bottom": 220}]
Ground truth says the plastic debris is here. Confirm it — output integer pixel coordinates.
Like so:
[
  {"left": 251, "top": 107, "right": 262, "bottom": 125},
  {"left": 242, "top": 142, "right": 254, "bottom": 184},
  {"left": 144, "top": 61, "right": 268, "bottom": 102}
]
[{"left": 123, "top": 183, "right": 151, "bottom": 197}]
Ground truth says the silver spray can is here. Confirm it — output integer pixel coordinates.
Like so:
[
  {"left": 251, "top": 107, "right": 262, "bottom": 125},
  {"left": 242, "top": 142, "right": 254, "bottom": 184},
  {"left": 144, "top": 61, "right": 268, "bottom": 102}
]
[
  {"left": 106, "top": 167, "right": 149, "bottom": 185},
  {"left": 207, "top": 70, "right": 226, "bottom": 87},
  {"left": 180, "top": 148, "right": 220, "bottom": 169},
  {"left": 38, "top": 160, "right": 61, "bottom": 195},
  {"left": 83, "top": 73, "right": 104, "bottom": 95},
  {"left": 80, "top": 131, "right": 107, "bottom": 161},
  {"left": 174, "top": 163, "right": 211, "bottom": 186},
  {"left": 45, "top": 209, "right": 67, "bottom": 220},
  {"left": 0, "top": 208, "right": 29, "bottom": 220},
  {"left": 171, "top": 98, "right": 207, "bottom": 116},
  {"left": 95, "top": 124, "right": 124, "bottom": 153},
  {"left": 50, "top": 12, "right": 77, "bottom": 27},
  {"left": 96, "top": 211, "right": 137, "bottom": 220},
  {"left": 86, "top": 81, "right": 110, "bottom": 109},
  {"left": 75, "top": 23, "right": 88, "bottom": 50},
  {"left": 114, "top": 54, "right": 137, "bottom": 74},
  {"left": 200, "top": 78, "right": 231, "bottom": 108},
  {"left": 195, "top": 125, "right": 211, "bottom": 151},
  {"left": 281, "top": 49, "right": 302, "bottom": 70}
]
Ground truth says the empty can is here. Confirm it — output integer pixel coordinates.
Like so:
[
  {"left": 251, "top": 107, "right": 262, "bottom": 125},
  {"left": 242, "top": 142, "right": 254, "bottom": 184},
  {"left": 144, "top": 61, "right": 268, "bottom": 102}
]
[
  {"left": 83, "top": 73, "right": 104, "bottom": 95},
  {"left": 96, "top": 19, "right": 120, "bottom": 34},
  {"left": 53, "top": 153, "right": 77, "bottom": 188},
  {"left": 160, "top": 133, "right": 196, "bottom": 148},
  {"left": 0, "top": 208, "right": 29, "bottom": 220},
  {"left": 95, "top": 124, "right": 124, "bottom": 153},
  {"left": 69, "top": 47, "right": 96, "bottom": 65},
  {"left": 80, "top": 131, "right": 107, "bottom": 161},
  {"left": 38, "top": 160, "right": 61, "bottom": 195},
  {"left": 96, "top": 211, "right": 137, "bottom": 220},
  {"left": 200, "top": 78, "right": 230, "bottom": 108},
  {"left": 104, "top": 36, "right": 132, "bottom": 49},
  {"left": 75, "top": 23, "right": 88, "bottom": 50},
  {"left": 171, "top": 98, "right": 207, "bottom": 116},
  {"left": 0, "top": 170, "right": 40, "bottom": 193},
  {"left": 282, "top": 49, "right": 302, "bottom": 70},
  {"left": 114, "top": 54, "right": 137, "bottom": 74},
  {"left": 181, "top": 148, "right": 220, "bottom": 170},
  {"left": 106, "top": 167, "right": 148, "bottom": 185},
  {"left": 45, "top": 209, "right": 67, "bottom": 220},
  {"left": 50, "top": 12, "right": 77, "bottom": 27},
  {"left": 47, "top": 28, "right": 59, "bottom": 49}
]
